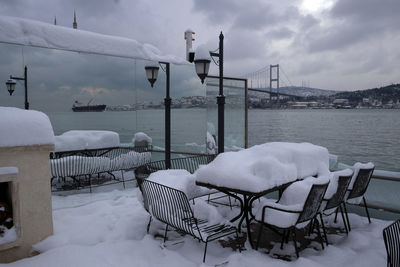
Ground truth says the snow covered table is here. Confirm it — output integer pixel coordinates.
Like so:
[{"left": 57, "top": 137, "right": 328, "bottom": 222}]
[{"left": 195, "top": 142, "right": 331, "bottom": 248}]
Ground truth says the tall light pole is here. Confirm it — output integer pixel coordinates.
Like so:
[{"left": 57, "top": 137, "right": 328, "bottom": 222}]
[
  {"left": 145, "top": 61, "right": 171, "bottom": 169},
  {"left": 6, "top": 66, "right": 29, "bottom": 110},
  {"left": 193, "top": 32, "right": 225, "bottom": 154}
]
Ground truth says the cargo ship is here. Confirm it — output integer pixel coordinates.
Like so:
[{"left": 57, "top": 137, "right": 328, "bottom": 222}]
[{"left": 72, "top": 99, "right": 106, "bottom": 112}]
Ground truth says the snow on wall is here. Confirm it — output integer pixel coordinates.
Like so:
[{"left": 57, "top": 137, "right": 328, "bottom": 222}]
[
  {"left": 0, "top": 15, "right": 188, "bottom": 64},
  {"left": 55, "top": 130, "right": 120, "bottom": 152},
  {"left": 0, "top": 107, "right": 55, "bottom": 148},
  {"left": 195, "top": 142, "right": 330, "bottom": 193},
  {"left": 0, "top": 166, "right": 18, "bottom": 176}
]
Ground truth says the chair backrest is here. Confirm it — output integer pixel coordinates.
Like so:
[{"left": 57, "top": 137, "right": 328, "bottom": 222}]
[
  {"left": 383, "top": 219, "right": 400, "bottom": 267},
  {"left": 325, "top": 174, "right": 352, "bottom": 210},
  {"left": 297, "top": 182, "right": 329, "bottom": 224},
  {"left": 139, "top": 179, "right": 200, "bottom": 238},
  {"left": 347, "top": 167, "right": 374, "bottom": 199}
]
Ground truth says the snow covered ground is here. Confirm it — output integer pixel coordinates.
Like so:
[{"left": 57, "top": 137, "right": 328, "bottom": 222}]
[{"left": 0, "top": 186, "right": 391, "bottom": 267}]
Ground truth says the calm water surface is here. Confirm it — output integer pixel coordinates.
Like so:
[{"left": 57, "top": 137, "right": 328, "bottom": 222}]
[{"left": 48, "top": 109, "right": 400, "bottom": 172}]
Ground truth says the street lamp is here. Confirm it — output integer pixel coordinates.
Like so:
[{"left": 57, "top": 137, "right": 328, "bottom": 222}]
[
  {"left": 6, "top": 66, "right": 29, "bottom": 109},
  {"left": 193, "top": 32, "right": 225, "bottom": 154},
  {"left": 144, "top": 61, "right": 171, "bottom": 169}
]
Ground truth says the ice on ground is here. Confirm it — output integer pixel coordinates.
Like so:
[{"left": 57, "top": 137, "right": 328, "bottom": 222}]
[
  {"left": 1, "top": 187, "right": 389, "bottom": 267},
  {"left": 195, "top": 142, "right": 330, "bottom": 193},
  {"left": 0, "top": 107, "right": 54, "bottom": 148},
  {"left": 54, "top": 130, "right": 120, "bottom": 152},
  {"left": 0, "top": 16, "right": 187, "bottom": 64},
  {"left": 147, "top": 170, "right": 212, "bottom": 200}
]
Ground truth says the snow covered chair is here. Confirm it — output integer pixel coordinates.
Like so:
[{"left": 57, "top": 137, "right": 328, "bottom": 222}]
[
  {"left": 342, "top": 163, "right": 375, "bottom": 231},
  {"left": 318, "top": 169, "right": 353, "bottom": 244},
  {"left": 383, "top": 219, "right": 400, "bottom": 267},
  {"left": 138, "top": 178, "right": 238, "bottom": 263},
  {"left": 255, "top": 177, "right": 329, "bottom": 257}
]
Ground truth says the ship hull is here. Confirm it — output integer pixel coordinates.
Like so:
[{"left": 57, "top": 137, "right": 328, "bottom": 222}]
[{"left": 72, "top": 104, "right": 106, "bottom": 112}]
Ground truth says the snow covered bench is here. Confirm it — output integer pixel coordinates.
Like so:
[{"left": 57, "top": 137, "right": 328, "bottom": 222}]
[{"left": 50, "top": 147, "right": 151, "bottom": 191}]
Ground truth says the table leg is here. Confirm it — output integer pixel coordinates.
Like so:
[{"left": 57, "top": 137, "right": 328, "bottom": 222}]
[{"left": 222, "top": 191, "right": 244, "bottom": 223}]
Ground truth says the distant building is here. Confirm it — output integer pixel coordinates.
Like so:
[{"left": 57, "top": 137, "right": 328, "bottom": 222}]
[{"left": 73, "top": 10, "right": 77, "bottom": 29}]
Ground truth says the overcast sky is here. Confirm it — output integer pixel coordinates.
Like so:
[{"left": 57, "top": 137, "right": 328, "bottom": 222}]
[{"left": 0, "top": 0, "right": 399, "bottom": 111}]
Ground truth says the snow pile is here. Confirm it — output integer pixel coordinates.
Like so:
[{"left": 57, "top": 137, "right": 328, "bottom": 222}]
[
  {"left": 196, "top": 142, "right": 330, "bottom": 193},
  {"left": 2, "top": 187, "right": 388, "bottom": 267},
  {"left": 148, "top": 170, "right": 212, "bottom": 199},
  {"left": 0, "top": 226, "right": 17, "bottom": 245},
  {"left": 0, "top": 15, "right": 187, "bottom": 64},
  {"left": 206, "top": 132, "right": 216, "bottom": 155},
  {"left": 132, "top": 132, "right": 152, "bottom": 147},
  {"left": 55, "top": 130, "right": 120, "bottom": 152},
  {"left": 0, "top": 107, "right": 55, "bottom": 148}
]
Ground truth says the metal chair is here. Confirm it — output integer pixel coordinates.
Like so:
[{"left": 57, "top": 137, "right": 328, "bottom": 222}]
[
  {"left": 256, "top": 181, "right": 329, "bottom": 258},
  {"left": 138, "top": 178, "right": 238, "bottom": 263},
  {"left": 319, "top": 172, "right": 353, "bottom": 245},
  {"left": 383, "top": 219, "right": 400, "bottom": 267},
  {"left": 343, "top": 166, "right": 375, "bottom": 231}
]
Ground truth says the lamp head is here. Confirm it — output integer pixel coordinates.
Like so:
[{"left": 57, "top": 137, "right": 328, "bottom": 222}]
[
  {"left": 144, "top": 63, "right": 159, "bottom": 88},
  {"left": 6, "top": 79, "right": 16, "bottom": 95}
]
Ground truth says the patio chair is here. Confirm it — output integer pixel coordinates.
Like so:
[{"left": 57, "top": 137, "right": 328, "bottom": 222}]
[
  {"left": 255, "top": 179, "right": 329, "bottom": 258},
  {"left": 342, "top": 164, "right": 375, "bottom": 231},
  {"left": 138, "top": 178, "right": 238, "bottom": 262},
  {"left": 318, "top": 170, "right": 353, "bottom": 245},
  {"left": 383, "top": 219, "right": 400, "bottom": 267}
]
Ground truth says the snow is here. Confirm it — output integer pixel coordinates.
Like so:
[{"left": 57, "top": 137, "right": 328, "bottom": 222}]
[
  {"left": 0, "top": 226, "right": 17, "bottom": 245},
  {"left": 0, "top": 107, "right": 55, "bottom": 148},
  {"left": 206, "top": 132, "right": 216, "bottom": 155},
  {"left": 54, "top": 130, "right": 120, "bottom": 152},
  {"left": 147, "top": 170, "right": 212, "bottom": 199},
  {"left": 195, "top": 142, "right": 330, "bottom": 193},
  {"left": 0, "top": 167, "right": 18, "bottom": 176},
  {"left": 1, "top": 187, "right": 389, "bottom": 266},
  {"left": 132, "top": 132, "right": 152, "bottom": 146},
  {"left": 0, "top": 16, "right": 187, "bottom": 64},
  {"left": 194, "top": 45, "right": 211, "bottom": 60}
]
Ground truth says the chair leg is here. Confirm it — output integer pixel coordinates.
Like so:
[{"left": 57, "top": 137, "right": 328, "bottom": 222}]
[
  {"left": 280, "top": 230, "right": 286, "bottom": 250},
  {"left": 163, "top": 224, "right": 169, "bottom": 243},
  {"left": 363, "top": 197, "right": 371, "bottom": 223},
  {"left": 334, "top": 208, "right": 339, "bottom": 223},
  {"left": 256, "top": 223, "right": 264, "bottom": 250},
  {"left": 146, "top": 216, "right": 152, "bottom": 234},
  {"left": 343, "top": 202, "right": 351, "bottom": 231},
  {"left": 291, "top": 228, "right": 299, "bottom": 258},
  {"left": 228, "top": 196, "right": 232, "bottom": 210},
  {"left": 319, "top": 213, "right": 328, "bottom": 246},
  {"left": 203, "top": 241, "right": 208, "bottom": 263},
  {"left": 339, "top": 205, "right": 349, "bottom": 234},
  {"left": 315, "top": 219, "right": 325, "bottom": 250}
]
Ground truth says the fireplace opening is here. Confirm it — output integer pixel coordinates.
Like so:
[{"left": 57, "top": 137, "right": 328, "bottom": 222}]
[{"left": 0, "top": 182, "right": 14, "bottom": 241}]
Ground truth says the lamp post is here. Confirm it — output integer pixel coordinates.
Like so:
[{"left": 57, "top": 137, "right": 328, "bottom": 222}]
[
  {"left": 145, "top": 61, "right": 171, "bottom": 169},
  {"left": 6, "top": 66, "right": 29, "bottom": 110},
  {"left": 193, "top": 32, "right": 224, "bottom": 154}
]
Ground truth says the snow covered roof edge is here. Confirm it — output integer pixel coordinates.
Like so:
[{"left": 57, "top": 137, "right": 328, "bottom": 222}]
[{"left": 0, "top": 15, "right": 189, "bottom": 65}]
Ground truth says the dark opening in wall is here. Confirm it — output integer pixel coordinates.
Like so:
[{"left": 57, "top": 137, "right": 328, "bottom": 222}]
[{"left": 0, "top": 182, "right": 13, "bottom": 234}]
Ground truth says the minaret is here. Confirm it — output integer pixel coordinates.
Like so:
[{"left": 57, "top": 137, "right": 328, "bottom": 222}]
[
  {"left": 54, "top": 16, "right": 57, "bottom": 25},
  {"left": 73, "top": 10, "right": 77, "bottom": 29}
]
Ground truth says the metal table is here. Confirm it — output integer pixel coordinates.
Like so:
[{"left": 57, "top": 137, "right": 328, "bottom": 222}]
[{"left": 195, "top": 181, "right": 294, "bottom": 248}]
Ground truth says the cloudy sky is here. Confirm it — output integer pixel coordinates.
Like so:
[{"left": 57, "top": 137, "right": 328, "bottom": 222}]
[{"left": 0, "top": 0, "right": 399, "bottom": 111}]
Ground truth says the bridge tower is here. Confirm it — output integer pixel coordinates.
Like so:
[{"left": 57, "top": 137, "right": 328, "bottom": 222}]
[{"left": 269, "top": 64, "right": 279, "bottom": 103}]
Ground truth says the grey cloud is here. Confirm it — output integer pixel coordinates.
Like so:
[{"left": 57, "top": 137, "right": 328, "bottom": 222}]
[{"left": 265, "top": 27, "right": 294, "bottom": 40}]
